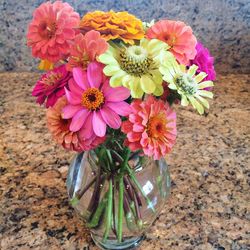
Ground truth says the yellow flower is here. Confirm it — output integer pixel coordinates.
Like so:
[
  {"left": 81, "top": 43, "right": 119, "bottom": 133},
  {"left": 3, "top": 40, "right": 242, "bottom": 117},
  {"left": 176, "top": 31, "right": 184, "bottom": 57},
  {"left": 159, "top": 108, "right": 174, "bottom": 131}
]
[
  {"left": 79, "top": 10, "right": 144, "bottom": 45},
  {"left": 159, "top": 53, "right": 214, "bottom": 115},
  {"left": 99, "top": 39, "right": 169, "bottom": 98}
]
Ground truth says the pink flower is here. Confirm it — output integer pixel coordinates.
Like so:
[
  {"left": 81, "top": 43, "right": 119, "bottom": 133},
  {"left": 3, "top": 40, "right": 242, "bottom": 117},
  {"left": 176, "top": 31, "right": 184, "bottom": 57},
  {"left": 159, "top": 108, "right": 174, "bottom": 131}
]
[
  {"left": 190, "top": 42, "right": 216, "bottom": 81},
  {"left": 27, "top": 1, "right": 80, "bottom": 62},
  {"left": 146, "top": 20, "right": 197, "bottom": 65},
  {"left": 63, "top": 61, "right": 131, "bottom": 137},
  {"left": 121, "top": 96, "right": 177, "bottom": 160},
  {"left": 32, "top": 65, "right": 71, "bottom": 108},
  {"left": 47, "top": 97, "right": 105, "bottom": 152},
  {"left": 67, "top": 31, "right": 108, "bottom": 71}
]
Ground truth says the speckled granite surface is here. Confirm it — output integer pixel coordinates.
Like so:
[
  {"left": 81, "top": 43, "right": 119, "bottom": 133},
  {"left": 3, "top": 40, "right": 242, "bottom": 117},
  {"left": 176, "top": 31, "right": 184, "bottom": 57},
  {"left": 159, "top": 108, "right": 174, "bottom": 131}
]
[
  {"left": 0, "top": 72, "right": 249, "bottom": 250},
  {"left": 0, "top": 0, "right": 250, "bottom": 73}
]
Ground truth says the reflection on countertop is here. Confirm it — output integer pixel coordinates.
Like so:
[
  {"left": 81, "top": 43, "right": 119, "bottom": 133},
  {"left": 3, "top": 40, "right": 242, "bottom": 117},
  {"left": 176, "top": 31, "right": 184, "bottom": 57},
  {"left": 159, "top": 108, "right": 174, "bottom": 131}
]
[{"left": 0, "top": 73, "right": 249, "bottom": 250}]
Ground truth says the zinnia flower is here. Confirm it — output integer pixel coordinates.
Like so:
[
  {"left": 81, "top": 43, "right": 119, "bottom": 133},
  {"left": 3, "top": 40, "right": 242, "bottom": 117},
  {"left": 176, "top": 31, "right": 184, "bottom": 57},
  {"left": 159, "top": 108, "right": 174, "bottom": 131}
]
[
  {"left": 47, "top": 97, "right": 105, "bottom": 152},
  {"left": 121, "top": 96, "right": 177, "bottom": 160},
  {"left": 32, "top": 65, "right": 71, "bottom": 108},
  {"left": 159, "top": 53, "right": 214, "bottom": 115},
  {"left": 63, "top": 61, "right": 131, "bottom": 137},
  {"left": 27, "top": 1, "right": 80, "bottom": 62},
  {"left": 67, "top": 31, "right": 108, "bottom": 71},
  {"left": 146, "top": 20, "right": 197, "bottom": 65},
  {"left": 79, "top": 10, "right": 144, "bottom": 45},
  {"left": 190, "top": 42, "right": 216, "bottom": 81},
  {"left": 99, "top": 38, "right": 169, "bottom": 98}
]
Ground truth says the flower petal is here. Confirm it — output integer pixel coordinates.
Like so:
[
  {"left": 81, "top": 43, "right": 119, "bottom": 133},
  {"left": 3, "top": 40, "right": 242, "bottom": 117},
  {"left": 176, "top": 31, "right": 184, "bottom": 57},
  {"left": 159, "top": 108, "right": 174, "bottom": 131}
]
[
  {"left": 106, "top": 101, "right": 132, "bottom": 116},
  {"left": 100, "top": 106, "right": 121, "bottom": 129},
  {"left": 73, "top": 67, "right": 89, "bottom": 90},
  {"left": 87, "top": 61, "right": 103, "bottom": 88},
  {"left": 64, "top": 88, "right": 82, "bottom": 105},
  {"left": 140, "top": 75, "right": 156, "bottom": 94},
  {"left": 105, "top": 86, "right": 130, "bottom": 102},
  {"left": 93, "top": 111, "right": 106, "bottom": 137},
  {"left": 78, "top": 113, "right": 94, "bottom": 139},
  {"left": 63, "top": 104, "right": 82, "bottom": 119},
  {"left": 70, "top": 109, "right": 90, "bottom": 132}
]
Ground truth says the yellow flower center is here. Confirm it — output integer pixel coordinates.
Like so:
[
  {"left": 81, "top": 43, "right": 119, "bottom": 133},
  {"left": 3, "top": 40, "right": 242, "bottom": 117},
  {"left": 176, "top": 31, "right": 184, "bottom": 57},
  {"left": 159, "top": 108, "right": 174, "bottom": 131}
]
[
  {"left": 120, "top": 46, "right": 153, "bottom": 76},
  {"left": 42, "top": 73, "right": 62, "bottom": 87},
  {"left": 82, "top": 88, "right": 104, "bottom": 110},
  {"left": 147, "top": 113, "right": 167, "bottom": 139}
]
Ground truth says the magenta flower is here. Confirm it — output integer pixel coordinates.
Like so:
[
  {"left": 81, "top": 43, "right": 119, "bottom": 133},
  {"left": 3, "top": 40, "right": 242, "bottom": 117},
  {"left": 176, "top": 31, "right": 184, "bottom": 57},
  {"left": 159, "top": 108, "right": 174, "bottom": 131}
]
[
  {"left": 63, "top": 61, "right": 131, "bottom": 137},
  {"left": 190, "top": 42, "right": 216, "bottom": 81},
  {"left": 32, "top": 65, "right": 71, "bottom": 108}
]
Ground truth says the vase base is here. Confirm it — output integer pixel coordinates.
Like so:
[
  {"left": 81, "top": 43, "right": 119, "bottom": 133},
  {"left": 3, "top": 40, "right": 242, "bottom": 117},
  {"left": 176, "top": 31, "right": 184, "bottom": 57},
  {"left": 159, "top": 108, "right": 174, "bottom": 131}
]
[{"left": 91, "top": 234, "right": 145, "bottom": 250}]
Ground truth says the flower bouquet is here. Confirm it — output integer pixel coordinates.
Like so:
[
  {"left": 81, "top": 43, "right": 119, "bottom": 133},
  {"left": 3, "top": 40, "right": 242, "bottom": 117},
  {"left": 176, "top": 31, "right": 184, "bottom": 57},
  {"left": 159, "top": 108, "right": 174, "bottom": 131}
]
[{"left": 27, "top": 1, "right": 216, "bottom": 249}]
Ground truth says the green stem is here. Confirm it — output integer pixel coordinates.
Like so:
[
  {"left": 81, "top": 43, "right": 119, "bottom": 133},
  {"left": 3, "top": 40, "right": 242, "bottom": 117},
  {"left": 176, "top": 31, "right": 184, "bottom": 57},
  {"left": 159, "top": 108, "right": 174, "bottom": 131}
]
[
  {"left": 126, "top": 165, "right": 156, "bottom": 213},
  {"left": 103, "top": 180, "right": 113, "bottom": 242},
  {"left": 118, "top": 174, "right": 124, "bottom": 243},
  {"left": 87, "top": 192, "right": 108, "bottom": 228}
]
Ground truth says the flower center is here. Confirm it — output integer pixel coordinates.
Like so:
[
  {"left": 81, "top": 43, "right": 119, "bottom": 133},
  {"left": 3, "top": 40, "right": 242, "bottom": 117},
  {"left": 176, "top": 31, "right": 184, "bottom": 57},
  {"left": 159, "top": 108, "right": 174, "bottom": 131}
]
[
  {"left": 164, "top": 34, "right": 177, "bottom": 47},
  {"left": 42, "top": 73, "right": 62, "bottom": 87},
  {"left": 82, "top": 88, "right": 104, "bottom": 110},
  {"left": 175, "top": 74, "right": 197, "bottom": 95},
  {"left": 39, "top": 20, "right": 57, "bottom": 39},
  {"left": 119, "top": 46, "right": 153, "bottom": 76},
  {"left": 147, "top": 113, "right": 167, "bottom": 138}
]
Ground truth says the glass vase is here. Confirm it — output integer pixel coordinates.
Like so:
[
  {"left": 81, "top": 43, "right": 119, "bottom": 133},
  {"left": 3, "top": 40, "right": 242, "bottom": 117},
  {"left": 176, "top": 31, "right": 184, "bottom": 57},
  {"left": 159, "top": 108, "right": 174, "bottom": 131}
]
[{"left": 66, "top": 150, "right": 171, "bottom": 250}]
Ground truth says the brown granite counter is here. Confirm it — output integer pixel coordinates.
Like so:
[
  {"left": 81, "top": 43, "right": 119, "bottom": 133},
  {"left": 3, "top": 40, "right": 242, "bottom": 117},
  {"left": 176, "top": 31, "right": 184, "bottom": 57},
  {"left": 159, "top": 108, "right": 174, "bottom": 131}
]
[{"left": 0, "top": 73, "right": 249, "bottom": 250}]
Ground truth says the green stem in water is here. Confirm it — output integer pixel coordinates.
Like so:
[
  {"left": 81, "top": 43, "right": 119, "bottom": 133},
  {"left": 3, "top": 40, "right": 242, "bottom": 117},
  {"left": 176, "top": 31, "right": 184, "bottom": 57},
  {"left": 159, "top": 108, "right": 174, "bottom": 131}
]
[
  {"left": 103, "top": 180, "right": 113, "bottom": 242},
  {"left": 117, "top": 148, "right": 130, "bottom": 243},
  {"left": 118, "top": 174, "right": 124, "bottom": 243},
  {"left": 87, "top": 192, "right": 108, "bottom": 228},
  {"left": 126, "top": 165, "right": 156, "bottom": 213}
]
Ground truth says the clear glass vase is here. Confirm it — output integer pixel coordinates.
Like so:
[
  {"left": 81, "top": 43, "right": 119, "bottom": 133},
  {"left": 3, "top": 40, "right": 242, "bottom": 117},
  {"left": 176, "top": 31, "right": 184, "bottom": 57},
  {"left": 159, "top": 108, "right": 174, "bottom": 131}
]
[{"left": 66, "top": 150, "right": 171, "bottom": 250}]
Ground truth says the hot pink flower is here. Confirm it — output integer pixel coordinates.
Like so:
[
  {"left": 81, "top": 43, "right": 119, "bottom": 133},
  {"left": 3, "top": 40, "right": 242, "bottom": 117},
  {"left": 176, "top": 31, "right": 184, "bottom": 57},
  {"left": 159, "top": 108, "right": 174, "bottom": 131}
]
[
  {"left": 63, "top": 61, "right": 131, "bottom": 137},
  {"left": 146, "top": 20, "right": 197, "bottom": 65},
  {"left": 47, "top": 97, "right": 105, "bottom": 152},
  {"left": 67, "top": 31, "right": 108, "bottom": 71},
  {"left": 32, "top": 65, "right": 71, "bottom": 108},
  {"left": 121, "top": 96, "right": 177, "bottom": 160},
  {"left": 27, "top": 1, "right": 80, "bottom": 62}
]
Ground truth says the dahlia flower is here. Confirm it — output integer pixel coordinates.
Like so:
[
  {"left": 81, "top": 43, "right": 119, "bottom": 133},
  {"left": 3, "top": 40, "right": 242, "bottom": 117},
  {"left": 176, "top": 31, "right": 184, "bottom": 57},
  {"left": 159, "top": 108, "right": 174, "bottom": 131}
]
[
  {"left": 38, "top": 60, "right": 54, "bottom": 71},
  {"left": 190, "top": 42, "right": 216, "bottom": 81},
  {"left": 79, "top": 10, "right": 144, "bottom": 45},
  {"left": 121, "top": 96, "right": 177, "bottom": 160},
  {"left": 159, "top": 53, "right": 214, "bottom": 115},
  {"left": 67, "top": 31, "right": 108, "bottom": 71},
  {"left": 99, "top": 38, "right": 169, "bottom": 98},
  {"left": 47, "top": 97, "right": 105, "bottom": 152},
  {"left": 32, "top": 65, "right": 71, "bottom": 108},
  {"left": 63, "top": 61, "right": 131, "bottom": 137},
  {"left": 27, "top": 1, "right": 80, "bottom": 62},
  {"left": 146, "top": 20, "right": 197, "bottom": 65}
]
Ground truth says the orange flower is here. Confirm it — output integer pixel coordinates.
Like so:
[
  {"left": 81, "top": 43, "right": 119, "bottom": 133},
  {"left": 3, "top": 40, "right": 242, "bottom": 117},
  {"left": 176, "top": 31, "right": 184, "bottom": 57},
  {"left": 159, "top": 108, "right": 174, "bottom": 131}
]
[{"left": 79, "top": 10, "right": 144, "bottom": 45}]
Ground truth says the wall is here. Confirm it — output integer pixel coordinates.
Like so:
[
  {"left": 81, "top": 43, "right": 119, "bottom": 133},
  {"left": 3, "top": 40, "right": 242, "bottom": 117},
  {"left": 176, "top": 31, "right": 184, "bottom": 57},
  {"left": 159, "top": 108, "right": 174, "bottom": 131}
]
[{"left": 0, "top": 0, "right": 249, "bottom": 73}]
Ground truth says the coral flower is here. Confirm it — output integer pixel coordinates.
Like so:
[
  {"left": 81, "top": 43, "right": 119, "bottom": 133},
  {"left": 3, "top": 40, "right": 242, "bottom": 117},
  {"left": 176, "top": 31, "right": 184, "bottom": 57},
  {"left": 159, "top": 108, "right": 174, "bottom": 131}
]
[
  {"left": 190, "top": 42, "right": 216, "bottom": 81},
  {"left": 27, "top": 1, "right": 80, "bottom": 62},
  {"left": 32, "top": 65, "right": 71, "bottom": 108},
  {"left": 63, "top": 61, "right": 131, "bottom": 137},
  {"left": 67, "top": 31, "right": 108, "bottom": 71},
  {"left": 47, "top": 97, "right": 105, "bottom": 152},
  {"left": 121, "top": 96, "right": 177, "bottom": 160},
  {"left": 79, "top": 10, "right": 144, "bottom": 45},
  {"left": 146, "top": 20, "right": 197, "bottom": 65}
]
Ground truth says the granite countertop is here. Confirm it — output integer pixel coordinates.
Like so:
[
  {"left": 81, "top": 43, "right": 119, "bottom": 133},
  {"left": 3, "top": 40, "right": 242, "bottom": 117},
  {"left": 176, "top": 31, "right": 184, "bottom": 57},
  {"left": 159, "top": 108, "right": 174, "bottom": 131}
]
[{"left": 0, "top": 72, "right": 249, "bottom": 250}]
